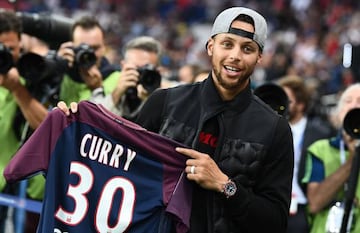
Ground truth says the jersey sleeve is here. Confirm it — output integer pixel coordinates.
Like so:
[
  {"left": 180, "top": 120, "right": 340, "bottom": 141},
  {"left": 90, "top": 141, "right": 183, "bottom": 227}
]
[{"left": 4, "top": 109, "right": 71, "bottom": 182}]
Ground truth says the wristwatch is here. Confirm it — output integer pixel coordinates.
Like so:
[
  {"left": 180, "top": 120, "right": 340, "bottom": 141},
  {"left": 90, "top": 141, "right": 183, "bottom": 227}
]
[{"left": 222, "top": 179, "right": 237, "bottom": 198}]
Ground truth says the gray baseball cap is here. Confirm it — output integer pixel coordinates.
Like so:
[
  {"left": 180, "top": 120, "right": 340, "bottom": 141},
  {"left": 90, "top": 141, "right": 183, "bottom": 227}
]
[{"left": 210, "top": 7, "right": 267, "bottom": 50}]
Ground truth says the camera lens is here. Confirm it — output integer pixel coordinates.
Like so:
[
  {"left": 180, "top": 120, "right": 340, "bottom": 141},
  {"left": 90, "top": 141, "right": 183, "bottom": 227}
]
[
  {"left": 254, "top": 83, "right": 289, "bottom": 117},
  {"left": 73, "top": 44, "right": 96, "bottom": 68},
  {"left": 137, "top": 64, "right": 161, "bottom": 93},
  {"left": 0, "top": 43, "right": 14, "bottom": 74},
  {"left": 17, "top": 53, "right": 46, "bottom": 82},
  {"left": 17, "top": 51, "right": 68, "bottom": 84},
  {"left": 343, "top": 108, "right": 360, "bottom": 139}
]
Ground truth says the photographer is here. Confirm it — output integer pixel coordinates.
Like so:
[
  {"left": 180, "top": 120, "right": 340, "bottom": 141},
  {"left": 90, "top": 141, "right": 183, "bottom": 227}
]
[
  {"left": 90, "top": 36, "right": 163, "bottom": 121},
  {"left": 57, "top": 15, "right": 120, "bottom": 105},
  {"left": 302, "top": 83, "right": 360, "bottom": 233},
  {"left": 0, "top": 10, "right": 48, "bottom": 233}
]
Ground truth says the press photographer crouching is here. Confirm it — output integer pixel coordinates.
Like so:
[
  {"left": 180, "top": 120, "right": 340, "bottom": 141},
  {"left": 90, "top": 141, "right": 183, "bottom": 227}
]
[
  {"left": 18, "top": 43, "right": 96, "bottom": 81},
  {"left": 12, "top": 13, "right": 120, "bottom": 107},
  {"left": 90, "top": 36, "right": 163, "bottom": 121},
  {"left": 0, "top": 10, "right": 49, "bottom": 233},
  {"left": 56, "top": 15, "right": 120, "bottom": 106},
  {"left": 302, "top": 83, "right": 360, "bottom": 233},
  {"left": 12, "top": 11, "right": 74, "bottom": 105},
  {"left": 13, "top": 42, "right": 97, "bottom": 105}
]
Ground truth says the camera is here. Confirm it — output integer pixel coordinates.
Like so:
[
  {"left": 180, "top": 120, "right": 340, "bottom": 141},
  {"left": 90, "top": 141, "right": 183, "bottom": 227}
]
[
  {"left": 0, "top": 43, "right": 14, "bottom": 74},
  {"left": 253, "top": 83, "right": 289, "bottom": 117},
  {"left": 64, "top": 43, "right": 97, "bottom": 82},
  {"left": 125, "top": 64, "right": 161, "bottom": 113},
  {"left": 16, "top": 12, "right": 73, "bottom": 50},
  {"left": 137, "top": 64, "right": 161, "bottom": 93},
  {"left": 343, "top": 108, "right": 360, "bottom": 139},
  {"left": 17, "top": 50, "right": 68, "bottom": 84},
  {"left": 72, "top": 43, "right": 97, "bottom": 69},
  {"left": 16, "top": 51, "right": 65, "bottom": 105}
]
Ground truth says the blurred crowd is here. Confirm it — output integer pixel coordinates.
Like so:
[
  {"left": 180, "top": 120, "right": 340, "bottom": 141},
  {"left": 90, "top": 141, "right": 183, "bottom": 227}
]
[
  {"left": 1, "top": 0, "right": 359, "bottom": 97},
  {"left": 1, "top": 1, "right": 360, "bottom": 233}
]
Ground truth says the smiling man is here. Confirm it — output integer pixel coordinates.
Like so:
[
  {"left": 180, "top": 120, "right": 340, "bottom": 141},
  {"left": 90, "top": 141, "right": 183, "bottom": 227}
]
[
  {"left": 135, "top": 6, "right": 294, "bottom": 233},
  {"left": 57, "top": 6, "right": 294, "bottom": 233}
]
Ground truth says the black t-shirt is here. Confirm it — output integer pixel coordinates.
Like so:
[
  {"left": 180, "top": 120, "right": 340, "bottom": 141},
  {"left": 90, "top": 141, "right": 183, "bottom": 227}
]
[{"left": 190, "top": 117, "right": 219, "bottom": 233}]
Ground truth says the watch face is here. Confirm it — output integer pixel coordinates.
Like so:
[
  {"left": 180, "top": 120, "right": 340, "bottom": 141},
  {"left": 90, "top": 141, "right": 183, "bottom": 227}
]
[{"left": 224, "top": 181, "right": 237, "bottom": 197}]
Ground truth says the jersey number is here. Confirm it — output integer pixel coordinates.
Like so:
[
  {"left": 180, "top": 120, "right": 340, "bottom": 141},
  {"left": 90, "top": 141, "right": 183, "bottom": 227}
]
[{"left": 55, "top": 162, "right": 135, "bottom": 232}]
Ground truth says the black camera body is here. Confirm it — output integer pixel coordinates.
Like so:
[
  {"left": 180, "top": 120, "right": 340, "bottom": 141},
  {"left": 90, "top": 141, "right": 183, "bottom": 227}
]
[
  {"left": 137, "top": 64, "right": 161, "bottom": 93},
  {"left": 0, "top": 43, "right": 14, "bottom": 74},
  {"left": 72, "top": 43, "right": 97, "bottom": 69},
  {"left": 16, "top": 51, "right": 65, "bottom": 105},
  {"left": 64, "top": 43, "right": 97, "bottom": 83},
  {"left": 125, "top": 64, "right": 161, "bottom": 112},
  {"left": 17, "top": 50, "right": 68, "bottom": 84}
]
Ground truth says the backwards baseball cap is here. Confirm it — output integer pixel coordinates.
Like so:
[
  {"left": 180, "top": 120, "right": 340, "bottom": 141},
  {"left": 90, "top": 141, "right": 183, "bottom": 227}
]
[{"left": 210, "top": 7, "right": 267, "bottom": 50}]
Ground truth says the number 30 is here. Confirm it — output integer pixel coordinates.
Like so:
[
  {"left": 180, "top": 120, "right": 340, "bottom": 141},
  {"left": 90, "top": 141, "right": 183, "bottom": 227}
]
[{"left": 55, "top": 162, "right": 135, "bottom": 232}]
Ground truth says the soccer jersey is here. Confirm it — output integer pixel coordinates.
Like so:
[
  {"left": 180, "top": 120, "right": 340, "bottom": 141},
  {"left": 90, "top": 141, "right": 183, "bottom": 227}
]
[{"left": 4, "top": 101, "right": 192, "bottom": 233}]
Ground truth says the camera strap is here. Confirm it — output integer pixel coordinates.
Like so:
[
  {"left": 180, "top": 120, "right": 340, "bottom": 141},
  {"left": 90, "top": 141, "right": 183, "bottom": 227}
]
[{"left": 340, "top": 139, "right": 348, "bottom": 192}]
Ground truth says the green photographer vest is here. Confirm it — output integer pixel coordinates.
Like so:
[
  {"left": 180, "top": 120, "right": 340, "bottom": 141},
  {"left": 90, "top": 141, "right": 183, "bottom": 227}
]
[
  {"left": 59, "top": 71, "right": 120, "bottom": 105},
  {"left": 303, "top": 139, "right": 360, "bottom": 233}
]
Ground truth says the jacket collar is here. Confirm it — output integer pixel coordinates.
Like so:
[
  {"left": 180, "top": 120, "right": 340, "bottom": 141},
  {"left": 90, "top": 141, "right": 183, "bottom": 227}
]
[
  {"left": 330, "top": 130, "right": 348, "bottom": 150},
  {"left": 199, "top": 73, "right": 252, "bottom": 116}
]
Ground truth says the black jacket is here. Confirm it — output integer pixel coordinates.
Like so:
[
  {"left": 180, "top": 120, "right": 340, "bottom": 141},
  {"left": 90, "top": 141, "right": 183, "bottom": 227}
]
[{"left": 136, "top": 75, "right": 294, "bottom": 233}]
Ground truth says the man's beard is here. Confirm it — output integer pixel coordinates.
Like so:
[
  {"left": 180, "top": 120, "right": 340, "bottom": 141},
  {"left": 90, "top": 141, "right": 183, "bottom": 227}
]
[{"left": 212, "top": 63, "right": 250, "bottom": 91}]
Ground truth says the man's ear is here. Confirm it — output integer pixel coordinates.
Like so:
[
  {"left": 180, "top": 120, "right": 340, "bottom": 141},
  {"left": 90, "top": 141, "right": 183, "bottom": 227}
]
[
  {"left": 206, "top": 39, "right": 214, "bottom": 56},
  {"left": 257, "top": 53, "right": 263, "bottom": 64}
]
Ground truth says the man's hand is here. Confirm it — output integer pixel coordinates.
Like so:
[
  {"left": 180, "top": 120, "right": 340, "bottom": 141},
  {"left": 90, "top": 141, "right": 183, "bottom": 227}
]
[
  {"left": 56, "top": 101, "right": 79, "bottom": 116},
  {"left": 79, "top": 65, "right": 103, "bottom": 90},
  {"left": 176, "top": 147, "right": 229, "bottom": 192},
  {"left": 137, "top": 84, "right": 149, "bottom": 101},
  {"left": 57, "top": 41, "right": 75, "bottom": 67},
  {"left": 343, "top": 130, "right": 358, "bottom": 159},
  {"left": 112, "top": 62, "right": 139, "bottom": 104},
  {"left": 0, "top": 68, "right": 22, "bottom": 92}
]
